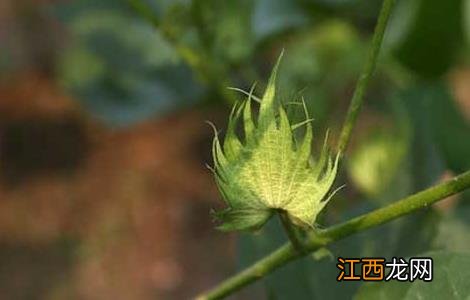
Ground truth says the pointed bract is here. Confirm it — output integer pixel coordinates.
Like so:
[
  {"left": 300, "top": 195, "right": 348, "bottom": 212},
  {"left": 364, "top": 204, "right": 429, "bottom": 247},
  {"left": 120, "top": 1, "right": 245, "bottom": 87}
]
[{"left": 210, "top": 53, "right": 339, "bottom": 231}]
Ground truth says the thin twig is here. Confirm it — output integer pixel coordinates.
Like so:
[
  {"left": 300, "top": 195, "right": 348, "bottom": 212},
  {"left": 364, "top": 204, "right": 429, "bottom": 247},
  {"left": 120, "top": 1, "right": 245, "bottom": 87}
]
[{"left": 336, "top": 0, "right": 396, "bottom": 155}]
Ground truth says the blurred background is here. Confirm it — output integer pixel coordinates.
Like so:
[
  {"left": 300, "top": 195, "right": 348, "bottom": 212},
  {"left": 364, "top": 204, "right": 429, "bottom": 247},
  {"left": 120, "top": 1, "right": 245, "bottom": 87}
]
[{"left": 0, "top": 0, "right": 469, "bottom": 299}]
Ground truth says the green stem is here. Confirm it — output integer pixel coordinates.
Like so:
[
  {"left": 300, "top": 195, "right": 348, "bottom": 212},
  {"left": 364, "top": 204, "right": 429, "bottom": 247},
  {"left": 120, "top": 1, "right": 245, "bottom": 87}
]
[
  {"left": 196, "top": 170, "right": 470, "bottom": 300},
  {"left": 337, "top": 0, "right": 395, "bottom": 155},
  {"left": 278, "top": 211, "right": 306, "bottom": 254}
]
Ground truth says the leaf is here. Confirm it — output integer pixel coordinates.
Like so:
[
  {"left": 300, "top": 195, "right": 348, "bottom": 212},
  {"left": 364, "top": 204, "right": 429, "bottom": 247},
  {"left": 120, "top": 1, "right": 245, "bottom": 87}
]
[
  {"left": 432, "top": 201, "right": 470, "bottom": 252},
  {"left": 212, "top": 208, "right": 273, "bottom": 232},
  {"left": 236, "top": 218, "right": 312, "bottom": 299},
  {"left": 192, "top": 0, "right": 254, "bottom": 64},
  {"left": 387, "top": 0, "right": 464, "bottom": 77},
  {"left": 56, "top": 8, "right": 202, "bottom": 126},
  {"left": 401, "top": 83, "right": 469, "bottom": 182},
  {"left": 252, "top": 0, "right": 309, "bottom": 40},
  {"left": 400, "top": 85, "right": 447, "bottom": 191},
  {"left": 355, "top": 251, "right": 470, "bottom": 300},
  {"left": 278, "top": 21, "right": 365, "bottom": 126},
  {"left": 426, "top": 84, "right": 470, "bottom": 173}
]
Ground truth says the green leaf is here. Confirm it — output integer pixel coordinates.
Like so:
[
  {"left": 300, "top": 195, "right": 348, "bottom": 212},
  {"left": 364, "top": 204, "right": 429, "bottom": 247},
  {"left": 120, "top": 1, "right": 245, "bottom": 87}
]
[
  {"left": 278, "top": 21, "right": 365, "bottom": 127},
  {"left": 355, "top": 251, "right": 470, "bottom": 300},
  {"left": 213, "top": 208, "right": 273, "bottom": 232},
  {"left": 426, "top": 84, "right": 470, "bottom": 173},
  {"left": 388, "top": 0, "right": 463, "bottom": 77},
  {"left": 192, "top": 0, "right": 254, "bottom": 64},
  {"left": 56, "top": 8, "right": 202, "bottom": 126},
  {"left": 388, "top": 0, "right": 462, "bottom": 78},
  {"left": 432, "top": 201, "right": 470, "bottom": 252},
  {"left": 401, "top": 83, "right": 469, "bottom": 180},
  {"left": 252, "top": 0, "right": 309, "bottom": 40},
  {"left": 400, "top": 85, "right": 447, "bottom": 190},
  {"left": 238, "top": 218, "right": 319, "bottom": 300}
]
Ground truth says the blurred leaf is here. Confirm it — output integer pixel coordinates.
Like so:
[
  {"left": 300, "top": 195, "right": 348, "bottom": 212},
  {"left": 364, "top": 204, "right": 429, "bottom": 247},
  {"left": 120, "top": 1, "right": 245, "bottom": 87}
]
[
  {"left": 432, "top": 200, "right": 470, "bottom": 252},
  {"left": 192, "top": 0, "right": 254, "bottom": 64},
  {"left": 388, "top": 0, "right": 463, "bottom": 77},
  {"left": 298, "top": 0, "right": 383, "bottom": 21},
  {"left": 53, "top": 0, "right": 187, "bottom": 21},
  {"left": 400, "top": 85, "right": 448, "bottom": 190},
  {"left": 72, "top": 64, "right": 202, "bottom": 126},
  {"left": 212, "top": 2, "right": 253, "bottom": 64},
  {"left": 426, "top": 84, "right": 470, "bottom": 173},
  {"left": 52, "top": 0, "right": 130, "bottom": 20},
  {"left": 279, "top": 21, "right": 365, "bottom": 125},
  {"left": 401, "top": 83, "right": 469, "bottom": 179},
  {"left": 237, "top": 218, "right": 315, "bottom": 299},
  {"left": 355, "top": 251, "right": 470, "bottom": 299},
  {"left": 59, "top": 46, "right": 106, "bottom": 88},
  {"left": 388, "top": 210, "right": 442, "bottom": 256},
  {"left": 281, "top": 20, "right": 364, "bottom": 83},
  {"left": 70, "top": 11, "right": 179, "bottom": 67},
  {"left": 56, "top": 8, "right": 202, "bottom": 126},
  {"left": 252, "top": 0, "right": 309, "bottom": 41}
]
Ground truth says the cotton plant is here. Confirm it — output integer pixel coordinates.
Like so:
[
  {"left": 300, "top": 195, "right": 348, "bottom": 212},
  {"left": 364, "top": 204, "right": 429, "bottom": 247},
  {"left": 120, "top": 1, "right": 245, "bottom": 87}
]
[
  {"left": 194, "top": 1, "right": 470, "bottom": 298},
  {"left": 209, "top": 53, "right": 340, "bottom": 232}
]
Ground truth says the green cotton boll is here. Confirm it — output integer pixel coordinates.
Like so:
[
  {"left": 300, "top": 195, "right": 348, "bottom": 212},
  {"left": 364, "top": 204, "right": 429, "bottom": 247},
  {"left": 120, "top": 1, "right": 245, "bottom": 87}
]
[
  {"left": 348, "top": 128, "right": 409, "bottom": 198},
  {"left": 209, "top": 53, "right": 340, "bottom": 232}
]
